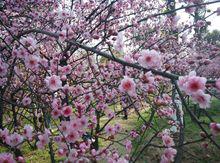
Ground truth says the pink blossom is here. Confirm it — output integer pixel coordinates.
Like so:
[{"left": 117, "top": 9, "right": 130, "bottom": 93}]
[
  {"left": 57, "top": 148, "right": 66, "bottom": 157},
  {"left": 15, "top": 48, "right": 28, "bottom": 59},
  {"left": 178, "top": 76, "right": 189, "bottom": 91},
  {"left": 62, "top": 84, "right": 71, "bottom": 94},
  {"left": 68, "top": 149, "right": 78, "bottom": 161},
  {"left": 51, "top": 109, "right": 61, "bottom": 119},
  {"left": 61, "top": 65, "right": 72, "bottom": 75},
  {"left": 59, "top": 121, "right": 70, "bottom": 134},
  {"left": 45, "top": 75, "right": 62, "bottom": 91},
  {"left": 142, "top": 72, "right": 154, "bottom": 84},
  {"left": 216, "top": 78, "right": 220, "bottom": 90},
  {"left": 84, "top": 93, "right": 93, "bottom": 103},
  {"left": 210, "top": 122, "right": 220, "bottom": 136},
  {"left": 22, "top": 96, "right": 32, "bottom": 106},
  {"left": 76, "top": 102, "right": 86, "bottom": 115},
  {"left": 0, "top": 153, "right": 16, "bottom": 163},
  {"left": 79, "top": 116, "right": 88, "bottom": 128},
  {"left": 36, "top": 133, "right": 50, "bottom": 149},
  {"left": 160, "top": 148, "right": 177, "bottom": 163},
  {"left": 23, "top": 125, "right": 33, "bottom": 140},
  {"left": 158, "top": 107, "right": 175, "bottom": 118},
  {"left": 130, "top": 130, "right": 139, "bottom": 138},
  {"left": 91, "top": 115, "right": 97, "bottom": 124},
  {"left": 112, "top": 152, "right": 120, "bottom": 160},
  {"left": 191, "top": 90, "right": 211, "bottom": 109},
  {"left": 40, "top": 58, "right": 48, "bottom": 68},
  {"left": 17, "top": 156, "right": 25, "bottom": 163},
  {"left": 105, "top": 125, "right": 115, "bottom": 136},
  {"left": 61, "top": 75, "right": 67, "bottom": 81},
  {"left": 20, "top": 36, "right": 37, "bottom": 47},
  {"left": 195, "top": 20, "right": 206, "bottom": 28},
  {"left": 6, "top": 133, "right": 23, "bottom": 147},
  {"left": 0, "top": 128, "right": 9, "bottom": 143},
  {"left": 25, "top": 55, "right": 39, "bottom": 71},
  {"left": 124, "top": 140, "right": 132, "bottom": 153},
  {"left": 119, "top": 76, "right": 136, "bottom": 96},
  {"left": 117, "top": 157, "right": 129, "bottom": 163},
  {"left": 52, "top": 98, "right": 62, "bottom": 110},
  {"left": 184, "top": 76, "right": 207, "bottom": 95},
  {"left": 123, "top": 55, "right": 134, "bottom": 63},
  {"left": 62, "top": 106, "right": 72, "bottom": 117},
  {"left": 66, "top": 131, "right": 79, "bottom": 143},
  {"left": 70, "top": 120, "right": 80, "bottom": 131},
  {"left": 138, "top": 49, "right": 161, "bottom": 69},
  {"left": 185, "top": 6, "right": 196, "bottom": 14},
  {"left": 162, "top": 134, "right": 175, "bottom": 147},
  {"left": 105, "top": 110, "right": 115, "bottom": 119},
  {"left": 114, "top": 124, "right": 121, "bottom": 133}
]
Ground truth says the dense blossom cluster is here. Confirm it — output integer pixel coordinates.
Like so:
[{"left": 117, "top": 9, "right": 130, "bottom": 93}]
[
  {"left": 0, "top": 0, "right": 220, "bottom": 162},
  {"left": 178, "top": 71, "right": 211, "bottom": 108}
]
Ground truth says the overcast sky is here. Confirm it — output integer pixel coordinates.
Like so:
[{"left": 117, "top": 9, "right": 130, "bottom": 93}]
[
  {"left": 178, "top": 2, "right": 220, "bottom": 31},
  {"left": 206, "top": 3, "right": 220, "bottom": 31}
]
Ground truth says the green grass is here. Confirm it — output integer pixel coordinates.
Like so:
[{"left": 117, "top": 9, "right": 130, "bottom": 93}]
[{"left": 132, "top": 98, "right": 220, "bottom": 163}]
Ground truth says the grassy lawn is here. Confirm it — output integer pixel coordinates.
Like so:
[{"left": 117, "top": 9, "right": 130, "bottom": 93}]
[
  {"left": 132, "top": 98, "right": 220, "bottom": 163},
  {"left": 0, "top": 99, "right": 220, "bottom": 162}
]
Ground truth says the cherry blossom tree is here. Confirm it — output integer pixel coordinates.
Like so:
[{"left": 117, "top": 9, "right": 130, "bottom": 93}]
[{"left": 0, "top": 0, "right": 220, "bottom": 162}]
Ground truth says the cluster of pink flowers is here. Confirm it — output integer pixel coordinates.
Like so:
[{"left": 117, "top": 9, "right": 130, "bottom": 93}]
[
  {"left": 24, "top": 55, "right": 40, "bottom": 71},
  {"left": 22, "top": 96, "right": 32, "bottom": 106},
  {"left": 1, "top": 0, "right": 220, "bottom": 162},
  {"left": 161, "top": 131, "right": 175, "bottom": 147},
  {"left": 160, "top": 130, "right": 177, "bottom": 163},
  {"left": 36, "top": 129, "right": 50, "bottom": 149},
  {"left": 160, "top": 148, "right": 177, "bottom": 163},
  {"left": 60, "top": 64, "right": 72, "bottom": 75},
  {"left": 0, "top": 128, "right": 9, "bottom": 143},
  {"left": 23, "top": 125, "right": 33, "bottom": 141},
  {"left": 119, "top": 76, "right": 136, "bottom": 96},
  {"left": 195, "top": 20, "right": 206, "bottom": 28},
  {"left": 0, "top": 153, "right": 16, "bottom": 163},
  {"left": 130, "top": 130, "right": 139, "bottom": 138},
  {"left": 124, "top": 140, "right": 132, "bottom": 153},
  {"left": 139, "top": 71, "right": 156, "bottom": 94},
  {"left": 62, "top": 105, "right": 73, "bottom": 117},
  {"left": 105, "top": 124, "right": 122, "bottom": 136},
  {"left": 154, "top": 94, "right": 172, "bottom": 107},
  {"left": 5, "top": 132, "right": 23, "bottom": 148},
  {"left": 45, "top": 75, "right": 62, "bottom": 91},
  {"left": 20, "top": 36, "right": 37, "bottom": 49},
  {"left": 157, "top": 107, "right": 175, "bottom": 118},
  {"left": 178, "top": 71, "right": 211, "bottom": 109},
  {"left": 57, "top": 117, "right": 88, "bottom": 144},
  {"left": 138, "top": 49, "right": 162, "bottom": 69}
]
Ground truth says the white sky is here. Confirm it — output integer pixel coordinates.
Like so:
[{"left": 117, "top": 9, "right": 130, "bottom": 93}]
[
  {"left": 206, "top": 3, "right": 220, "bottom": 31},
  {"left": 178, "top": 2, "right": 220, "bottom": 31}
]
